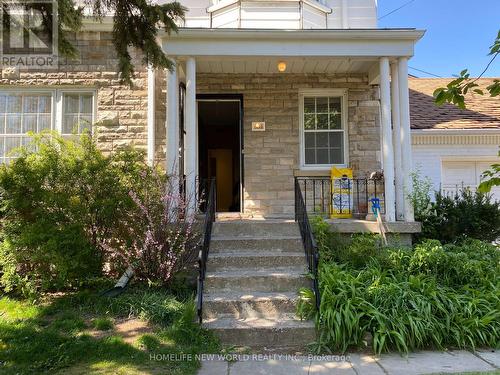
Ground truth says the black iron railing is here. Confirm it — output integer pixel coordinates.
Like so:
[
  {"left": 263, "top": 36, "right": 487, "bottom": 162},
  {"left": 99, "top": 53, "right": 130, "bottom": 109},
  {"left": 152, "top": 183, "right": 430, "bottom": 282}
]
[
  {"left": 196, "top": 178, "right": 216, "bottom": 324},
  {"left": 295, "top": 177, "right": 385, "bottom": 218},
  {"left": 294, "top": 178, "right": 321, "bottom": 311}
]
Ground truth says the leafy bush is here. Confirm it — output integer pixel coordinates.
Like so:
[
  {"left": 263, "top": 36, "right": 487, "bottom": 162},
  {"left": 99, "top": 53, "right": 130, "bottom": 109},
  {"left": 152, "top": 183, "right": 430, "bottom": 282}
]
[
  {"left": 411, "top": 174, "right": 500, "bottom": 243},
  {"left": 0, "top": 132, "right": 161, "bottom": 295},
  {"left": 300, "top": 218, "right": 500, "bottom": 354}
]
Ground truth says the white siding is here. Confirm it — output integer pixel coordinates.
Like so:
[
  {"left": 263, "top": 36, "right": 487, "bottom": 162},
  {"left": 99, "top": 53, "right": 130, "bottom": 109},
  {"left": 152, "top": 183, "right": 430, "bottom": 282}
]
[
  {"left": 178, "top": 0, "right": 377, "bottom": 29},
  {"left": 211, "top": 3, "right": 240, "bottom": 28},
  {"left": 303, "top": 4, "right": 327, "bottom": 29},
  {"left": 240, "top": 2, "right": 301, "bottom": 29},
  {"left": 412, "top": 143, "right": 500, "bottom": 200},
  {"left": 325, "top": 0, "right": 377, "bottom": 29}
]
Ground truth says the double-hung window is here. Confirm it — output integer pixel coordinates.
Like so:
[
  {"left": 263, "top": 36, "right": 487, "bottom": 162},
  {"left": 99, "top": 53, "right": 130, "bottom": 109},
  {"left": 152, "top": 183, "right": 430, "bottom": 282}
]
[
  {"left": 0, "top": 90, "right": 95, "bottom": 163},
  {"left": 300, "top": 90, "right": 347, "bottom": 168}
]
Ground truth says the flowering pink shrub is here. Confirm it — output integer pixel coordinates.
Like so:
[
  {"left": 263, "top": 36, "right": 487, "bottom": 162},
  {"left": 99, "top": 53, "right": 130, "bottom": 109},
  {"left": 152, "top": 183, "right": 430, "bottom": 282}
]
[{"left": 112, "top": 171, "right": 199, "bottom": 286}]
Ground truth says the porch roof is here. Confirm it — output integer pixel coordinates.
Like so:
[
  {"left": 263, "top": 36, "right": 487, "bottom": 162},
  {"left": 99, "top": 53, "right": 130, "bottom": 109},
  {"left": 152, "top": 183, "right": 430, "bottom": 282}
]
[{"left": 161, "top": 28, "right": 425, "bottom": 61}]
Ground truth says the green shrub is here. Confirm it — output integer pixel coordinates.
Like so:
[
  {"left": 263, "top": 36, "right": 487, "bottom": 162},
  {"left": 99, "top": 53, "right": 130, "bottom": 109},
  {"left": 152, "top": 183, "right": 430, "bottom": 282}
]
[
  {"left": 0, "top": 132, "right": 148, "bottom": 295},
  {"left": 415, "top": 187, "right": 500, "bottom": 244}
]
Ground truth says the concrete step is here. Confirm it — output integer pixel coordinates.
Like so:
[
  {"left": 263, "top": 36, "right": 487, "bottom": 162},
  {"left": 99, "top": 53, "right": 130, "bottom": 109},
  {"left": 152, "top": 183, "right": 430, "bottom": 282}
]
[
  {"left": 205, "top": 267, "right": 309, "bottom": 293},
  {"left": 210, "top": 236, "right": 303, "bottom": 253},
  {"left": 206, "top": 251, "right": 305, "bottom": 271},
  {"left": 202, "top": 291, "right": 298, "bottom": 320},
  {"left": 203, "top": 315, "right": 316, "bottom": 349},
  {"left": 213, "top": 220, "right": 300, "bottom": 238}
]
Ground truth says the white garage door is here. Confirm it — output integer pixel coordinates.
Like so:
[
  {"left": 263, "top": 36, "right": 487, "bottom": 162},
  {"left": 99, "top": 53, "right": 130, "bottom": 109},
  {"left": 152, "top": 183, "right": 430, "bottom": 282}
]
[{"left": 442, "top": 161, "right": 500, "bottom": 201}]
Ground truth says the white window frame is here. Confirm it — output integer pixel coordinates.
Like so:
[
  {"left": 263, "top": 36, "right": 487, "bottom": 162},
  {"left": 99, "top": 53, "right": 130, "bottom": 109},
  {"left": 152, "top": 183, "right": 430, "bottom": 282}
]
[
  {"left": 299, "top": 88, "right": 349, "bottom": 170},
  {"left": 56, "top": 89, "right": 97, "bottom": 135},
  {"left": 0, "top": 88, "right": 96, "bottom": 162},
  {"left": 0, "top": 87, "right": 97, "bottom": 134}
]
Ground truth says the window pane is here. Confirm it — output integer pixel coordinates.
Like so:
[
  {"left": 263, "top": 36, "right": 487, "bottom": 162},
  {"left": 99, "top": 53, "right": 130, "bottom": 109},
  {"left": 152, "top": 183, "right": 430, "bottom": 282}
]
[
  {"left": 316, "top": 132, "right": 328, "bottom": 148},
  {"left": 317, "top": 114, "right": 328, "bottom": 130},
  {"left": 305, "top": 133, "right": 315, "bottom": 148},
  {"left": 316, "top": 97, "right": 328, "bottom": 113},
  {"left": 63, "top": 115, "right": 78, "bottom": 134},
  {"left": 305, "top": 148, "right": 315, "bottom": 164},
  {"left": 329, "top": 132, "right": 343, "bottom": 148},
  {"left": 6, "top": 96, "right": 21, "bottom": 113},
  {"left": 0, "top": 138, "right": 4, "bottom": 158},
  {"left": 329, "top": 113, "right": 342, "bottom": 129},
  {"left": 23, "top": 114, "right": 37, "bottom": 133},
  {"left": 38, "top": 96, "right": 51, "bottom": 113},
  {"left": 39, "top": 114, "right": 51, "bottom": 131},
  {"left": 329, "top": 97, "right": 341, "bottom": 114},
  {"left": 317, "top": 148, "right": 329, "bottom": 164},
  {"left": 6, "top": 115, "right": 21, "bottom": 134},
  {"left": 64, "top": 94, "right": 79, "bottom": 113},
  {"left": 23, "top": 96, "right": 38, "bottom": 113},
  {"left": 304, "top": 97, "right": 315, "bottom": 114},
  {"left": 80, "top": 95, "right": 93, "bottom": 114},
  {"left": 330, "top": 148, "right": 343, "bottom": 164},
  {"left": 0, "top": 96, "right": 6, "bottom": 114},
  {"left": 0, "top": 115, "right": 5, "bottom": 134},
  {"left": 304, "top": 114, "right": 315, "bottom": 130},
  {"left": 79, "top": 115, "right": 92, "bottom": 133},
  {"left": 5, "top": 137, "right": 21, "bottom": 155}
]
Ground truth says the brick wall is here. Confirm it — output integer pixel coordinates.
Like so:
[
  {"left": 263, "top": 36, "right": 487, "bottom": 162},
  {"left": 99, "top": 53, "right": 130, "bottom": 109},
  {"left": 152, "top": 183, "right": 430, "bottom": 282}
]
[{"left": 0, "top": 31, "right": 149, "bottom": 155}]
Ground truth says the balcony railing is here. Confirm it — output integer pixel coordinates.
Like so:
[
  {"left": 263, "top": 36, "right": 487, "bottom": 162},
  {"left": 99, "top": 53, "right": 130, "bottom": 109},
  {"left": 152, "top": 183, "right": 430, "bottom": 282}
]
[{"left": 294, "top": 177, "right": 385, "bottom": 218}]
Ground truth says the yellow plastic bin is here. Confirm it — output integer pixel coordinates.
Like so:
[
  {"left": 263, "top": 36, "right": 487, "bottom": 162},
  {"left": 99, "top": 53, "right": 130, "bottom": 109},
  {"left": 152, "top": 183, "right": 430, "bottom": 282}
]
[{"left": 330, "top": 167, "right": 353, "bottom": 219}]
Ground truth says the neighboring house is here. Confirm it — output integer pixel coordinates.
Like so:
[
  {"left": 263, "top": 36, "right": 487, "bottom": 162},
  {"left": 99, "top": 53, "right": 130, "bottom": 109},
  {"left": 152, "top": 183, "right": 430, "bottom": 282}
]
[
  {"left": 410, "top": 78, "right": 500, "bottom": 200},
  {"left": 0, "top": 0, "right": 424, "bottom": 224}
]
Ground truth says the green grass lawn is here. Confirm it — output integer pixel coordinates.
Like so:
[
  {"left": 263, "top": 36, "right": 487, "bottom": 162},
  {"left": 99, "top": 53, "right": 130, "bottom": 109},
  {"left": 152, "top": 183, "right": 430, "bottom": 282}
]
[{"left": 0, "top": 284, "right": 220, "bottom": 374}]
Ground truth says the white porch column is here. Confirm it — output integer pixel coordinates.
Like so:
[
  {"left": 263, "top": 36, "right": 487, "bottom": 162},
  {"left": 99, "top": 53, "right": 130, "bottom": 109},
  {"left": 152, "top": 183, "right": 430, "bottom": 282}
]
[
  {"left": 379, "top": 57, "right": 396, "bottom": 222},
  {"left": 398, "top": 57, "right": 415, "bottom": 222},
  {"left": 390, "top": 62, "right": 404, "bottom": 220},
  {"left": 166, "top": 61, "right": 180, "bottom": 194},
  {"left": 147, "top": 65, "right": 156, "bottom": 166},
  {"left": 185, "top": 57, "right": 197, "bottom": 214}
]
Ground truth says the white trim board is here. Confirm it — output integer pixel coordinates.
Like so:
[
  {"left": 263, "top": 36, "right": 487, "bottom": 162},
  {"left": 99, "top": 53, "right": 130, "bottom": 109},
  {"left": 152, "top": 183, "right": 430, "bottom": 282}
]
[
  {"left": 162, "top": 28, "right": 424, "bottom": 58},
  {"left": 412, "top": 131, "right": 500, "bottom": 146}
]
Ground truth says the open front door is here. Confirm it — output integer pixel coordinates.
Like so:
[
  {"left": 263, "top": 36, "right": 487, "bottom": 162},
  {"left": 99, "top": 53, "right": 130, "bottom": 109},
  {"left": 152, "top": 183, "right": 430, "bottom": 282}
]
[{"left": 197, "top": 95, "right": 243, "bottom": 212}]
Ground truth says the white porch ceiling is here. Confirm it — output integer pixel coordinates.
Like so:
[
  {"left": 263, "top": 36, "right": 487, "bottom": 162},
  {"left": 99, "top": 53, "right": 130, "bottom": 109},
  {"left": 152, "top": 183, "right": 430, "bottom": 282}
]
[{"left": 194, "top": 57, "right": 377, "bottom": 74}]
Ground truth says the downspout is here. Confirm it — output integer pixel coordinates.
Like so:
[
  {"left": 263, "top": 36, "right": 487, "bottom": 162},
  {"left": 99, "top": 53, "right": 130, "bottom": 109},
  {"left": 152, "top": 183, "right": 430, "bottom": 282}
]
[
  {"left": 101, "top": 266, "right": 134, "bottom": 297},
  {"left": 147, "top": 65, "right": 156, "bottom": 166}
]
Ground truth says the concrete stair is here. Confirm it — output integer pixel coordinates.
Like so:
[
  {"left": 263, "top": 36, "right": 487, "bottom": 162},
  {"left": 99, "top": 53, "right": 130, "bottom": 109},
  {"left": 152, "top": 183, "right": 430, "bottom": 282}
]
[{"left": 200, "top": 220, "right": 315, "bottom": 352}]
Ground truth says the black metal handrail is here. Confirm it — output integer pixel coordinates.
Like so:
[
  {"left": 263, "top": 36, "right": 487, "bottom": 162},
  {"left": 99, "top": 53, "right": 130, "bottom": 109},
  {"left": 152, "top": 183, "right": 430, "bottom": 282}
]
[
  {"left": 294, "top": 178, "right": 321, "bottom": 311},
  {"left": 197, "top": 178, "right": 216, "bottom": 324}
]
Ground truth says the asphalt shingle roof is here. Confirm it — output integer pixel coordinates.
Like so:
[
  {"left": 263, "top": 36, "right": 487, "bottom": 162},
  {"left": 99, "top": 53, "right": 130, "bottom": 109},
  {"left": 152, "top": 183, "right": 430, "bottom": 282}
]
[{"left": 409, "top": 78, "right": 500, "bottom": 130}]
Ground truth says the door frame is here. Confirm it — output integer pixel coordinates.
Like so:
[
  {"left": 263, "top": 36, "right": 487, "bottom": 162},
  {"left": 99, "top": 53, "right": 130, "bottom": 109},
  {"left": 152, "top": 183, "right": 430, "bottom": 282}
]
[{"left": 196, "top": 93, "right": 244, "bottom": 212}]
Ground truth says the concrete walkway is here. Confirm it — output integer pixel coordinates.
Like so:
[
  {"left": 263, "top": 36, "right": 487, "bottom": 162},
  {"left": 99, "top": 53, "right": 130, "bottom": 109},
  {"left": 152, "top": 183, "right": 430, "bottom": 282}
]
[{"left": 198, "top": 350, "right": 499, "bottom": 375}]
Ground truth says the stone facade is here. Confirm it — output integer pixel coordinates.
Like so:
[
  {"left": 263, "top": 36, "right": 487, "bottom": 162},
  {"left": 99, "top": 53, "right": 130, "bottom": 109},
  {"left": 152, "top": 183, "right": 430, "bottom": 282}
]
[
  {"left": 1, "top": 30, "right": 383, "bottom": 217},
  {"left": 0, "top": 31, "right": 149, "bottom": 155},
  {"left": 191, "top": 73, "right": 382, "bottom": 216}
]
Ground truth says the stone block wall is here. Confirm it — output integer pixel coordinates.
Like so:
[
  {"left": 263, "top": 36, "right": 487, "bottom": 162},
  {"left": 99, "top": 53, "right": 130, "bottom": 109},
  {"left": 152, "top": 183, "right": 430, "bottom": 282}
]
[
  {"left": 191, "top": 73, "right": 382, "bottom": 216},
  {"left": 1, "top": 31, "right": 383, "bottom": 216},
  {"left": 0, "top": 31, "right": 149, "bottom": 155}
]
